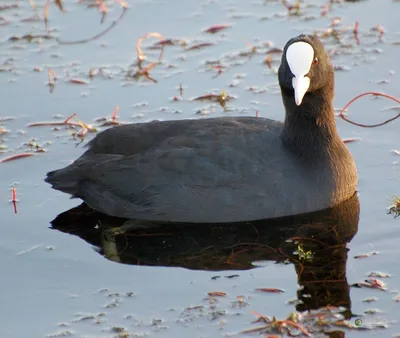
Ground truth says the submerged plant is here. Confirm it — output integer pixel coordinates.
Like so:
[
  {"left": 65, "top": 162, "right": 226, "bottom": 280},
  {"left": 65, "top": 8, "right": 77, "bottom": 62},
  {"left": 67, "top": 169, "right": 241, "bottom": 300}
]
[
  {"left": 294, "top": 243, "right": 314, "bottom": 262},
  {"left": 388, "top": 196, "right": 400, "bottom": 218}
]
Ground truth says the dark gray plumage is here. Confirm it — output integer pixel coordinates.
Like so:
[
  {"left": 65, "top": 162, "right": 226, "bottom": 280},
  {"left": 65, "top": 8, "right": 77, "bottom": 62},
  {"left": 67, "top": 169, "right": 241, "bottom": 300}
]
[{"left": 45, "top": 34, "right": 358, "bottom": 223}]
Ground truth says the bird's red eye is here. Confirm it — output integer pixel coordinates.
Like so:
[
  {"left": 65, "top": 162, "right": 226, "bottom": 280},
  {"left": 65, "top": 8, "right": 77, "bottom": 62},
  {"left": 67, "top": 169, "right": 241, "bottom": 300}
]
[{"left": 312, "top": 57, "right": 319, "bottom": 65}]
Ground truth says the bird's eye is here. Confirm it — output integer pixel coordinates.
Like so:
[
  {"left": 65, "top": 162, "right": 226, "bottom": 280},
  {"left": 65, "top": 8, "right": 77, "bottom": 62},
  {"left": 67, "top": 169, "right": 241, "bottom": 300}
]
[{"left": 312, "top": 57, "right": 319, "bottom": 65}]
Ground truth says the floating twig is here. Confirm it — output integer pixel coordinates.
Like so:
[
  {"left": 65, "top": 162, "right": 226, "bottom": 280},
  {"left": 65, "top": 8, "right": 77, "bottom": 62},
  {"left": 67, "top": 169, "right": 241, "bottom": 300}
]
[
  {"left": 210, "top": 64, "right": 225, "bottom": 78},
  {"left": 11, "top": 187, "right": 17, "bottom": 214},
  {"left": 28, "top": 113, "right": 81, "bottom": 128},
  {"left": 353, "top": 21, "right": 360, "bottom": 45},
  {"left": 377, "top": 24, "right": 384, "bottom": 40},
  {"left": 243, "top": 312, "right": 311, "bottom": 337},
  {"left": 57, "top": 4, "right": 128, "bottom": 45},
  {"left": 339, "top": 92, "right": 400, "bottom": 128},
  {"left": 193, "top": 91, "right": 235, "bottom": 107},
  {"left": 388, "top": 196, "right": 400, "bottom": 218},
  {"left": 1, "top": 153, "right": 35, "bottom": 163},
  {"left": 68, "top": 79, "right": 89, "bottom": 85},
  {"left": 111, "top": 106, "right": 119, "bottom": 122},
  {"left": 204, "top": 24, "right": 231, "bottom": 34},
  {"left": 96, "top": 0, "right": 107, "bottom": 23},
  {"left": 136, "top": 32, "right": 165, "bottom": 64},
  {"left": 28, "top": 0, "right": 37, "bottom": 9},
  {"left": 44, "top": 0, "right": 51, "bottom": 30},
  {"left": 185, "top": 42, "right": 215, "bottom": 51},
  {"left": 255, "top": 288, "right": 284, "bottom": 293},
  {"left": 342, "top": 137, "right": 361, "bottom": 143},
  {"left": 55, "top": 0, "right": 64, "bottom": 12},
  {"left": 48, "top": 68, "right": 56, "bottom": 93},
  {"left": 281, "top": 0, "right": 301, "bottom": 15},
  {"left": 207, "top": 291, "right": 227, "bottom": 297},
  {"left": 133, "top": 32, "right": 165, "bottom": 82}
]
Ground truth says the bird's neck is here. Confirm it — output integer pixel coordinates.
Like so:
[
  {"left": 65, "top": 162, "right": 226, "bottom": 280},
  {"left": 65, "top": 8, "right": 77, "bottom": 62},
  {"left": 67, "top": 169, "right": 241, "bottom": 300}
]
[{"left": 280, "top": 88, "right": 341, "bottom": 159}]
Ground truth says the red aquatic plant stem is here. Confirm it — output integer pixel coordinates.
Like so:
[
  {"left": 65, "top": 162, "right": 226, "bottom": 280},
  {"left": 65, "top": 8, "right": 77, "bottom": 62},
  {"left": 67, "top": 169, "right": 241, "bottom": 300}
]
[
  {"left": 44, "top": 0, "right": 51, "bottom": 27},
  {"left": 57, "top": 6, "right": 128, "bottom": 45},
  {"left": 377, "top": 24, "right": 384, "bottom": 39},
  {"left": 249, "top": 310, "right": 271, "bottom": 323},
  {"left": 11, "top": 187, "right": 16, "bottom": 202},
  {"left": 28, "top": 121, "right": 82, "bottom": 128},
  {"left": 339, "top": 92, "right": 400, "bottom": 128},
  {"left": 112, "top": 106, "right": 119, "bottom": 121},
  {"left": 11, "top": 187, "right": 17, "bottom": 214},
  {"left": 97, "top": 0, "right": 107, "bottom": 14},
  {"left": 136, "top": 32, "right": 165, "bottom": 65},
  {"left": 28, "top": 113, "right": 83, "bottom": 128},
  {"left": 1, "top": 153, "right": 35, "bottom": 163},
  {"left": 114, "top": 0, "right": 128, "bottom": 8},
  {"left": 278, "top": 320, "right": 311, "bottom": 337},
  {"left": 64, "top": 113, "right": 76, "bottom": 123},
  {"left": 353, "top": 21, "right": 360, "bottom": 45}
]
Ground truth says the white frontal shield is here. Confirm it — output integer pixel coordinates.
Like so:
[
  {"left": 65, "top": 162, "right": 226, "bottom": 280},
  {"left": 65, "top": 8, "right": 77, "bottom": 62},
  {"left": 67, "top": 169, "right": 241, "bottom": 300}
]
[{"left": 286, "top": 42, "right": 314, "bottom": 106}]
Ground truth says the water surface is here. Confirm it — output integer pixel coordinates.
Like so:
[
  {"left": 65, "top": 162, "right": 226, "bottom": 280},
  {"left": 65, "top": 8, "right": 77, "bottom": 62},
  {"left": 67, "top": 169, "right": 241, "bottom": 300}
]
[{"left": 1, "top": 0, "right": 400, "bottom": 337}]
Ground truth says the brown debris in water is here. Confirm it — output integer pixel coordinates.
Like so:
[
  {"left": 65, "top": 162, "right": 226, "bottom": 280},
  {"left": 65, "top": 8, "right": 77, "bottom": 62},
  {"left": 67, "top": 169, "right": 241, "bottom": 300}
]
[
  {"left": 193, "top": 90, "right": 235, "bottom": 108},
  {"left": 255, "top": 288, "right": 284, "bottom": 293},
  {"left": 48, "top": 68, "right": 56, "bottom": 93},
  {"left": 339, "top": 92, "right": 400, "bottom": 128},
  {"left": 0, "top": 4, "right": 19, "bottom": 11},
  {"left": 243, "top": 310, "right": 311, "bottom": 336},
  {"left": 353, "top": 21, "right": 360, "bottom": 45},
  {"left": 28, "top": 0, "right": 36, "bottom": 9},
  {"left": 264, "top": 55, "right": 272, "bottom": 69},
  {"left": 136, "top": 33, "right": 165, "bottom": 63},
  {"left": 204, "top": 24, "right": 231, "bottom": 34},
  {"left": 207, "top": 292, "right": 227, "bottom": 297},
  {"left": 57, "top": 1, "right": 128, "bottom": 45},
  {"left": 352, "top": 278, "right": 387, "bottom": 290},
  {"left": 8, "top": 34, "right": 53, "bottom": 42},
  {"left": 281, "top": 0, "right": 301, "bottom": 15},
  {"left": 55, "top": 0, "right": 64, "bottom": 12},
  {"left": 1, "top": 153, "right": 35, "bottom": 163},
  {"left": 185, "top": 42, "right": 216, "bottom": 51},
  {"left": 342, "top": 137, "right": 361, "bottom": 143},
  {"left": 11, "top": 187, "right": 17, "bottom": 214},
  {"left": 354, "top": 252, "right": 378, "bottom": 259},
  {"left": 210, "top": 64, "right": 226, "bottom": 78},
  {"left": 127, "top": 32, "right": 165, "bottom": 83},
  {"left": 388, "top": 196, "right": 400, "bottom": 218},
  {"left": 95, "top": 0, "right": 107, "bottom": 23},
  {"left": 95, "top": 106, "right": 121, "bottom": 126},
  {"left": 68, "top": 79, "right": 89, "bottom": 85},
  {"left": 376, "top": 24, "right": 385, "bottom": 40},
  {"left": 29, "top": 113, "right": 80, "bottom": 128},
  {"left": 43, "top": 0, "right": 52, "bottom": 30},
  {"left": 28, "top": 113, "right": 97, "bottom": 140}
]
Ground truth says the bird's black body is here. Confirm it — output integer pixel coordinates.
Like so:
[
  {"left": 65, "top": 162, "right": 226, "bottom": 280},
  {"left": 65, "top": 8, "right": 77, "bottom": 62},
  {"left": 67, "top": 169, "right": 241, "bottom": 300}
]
[{"left": 46, "top": 35, "right": 358, "bottom": 223}]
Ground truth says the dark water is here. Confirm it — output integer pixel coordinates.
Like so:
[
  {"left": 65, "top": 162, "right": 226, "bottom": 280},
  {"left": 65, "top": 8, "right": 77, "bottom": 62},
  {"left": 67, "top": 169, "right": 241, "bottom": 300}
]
[{"left": 1, "top": 0, "right": 400, "bottom": 337}]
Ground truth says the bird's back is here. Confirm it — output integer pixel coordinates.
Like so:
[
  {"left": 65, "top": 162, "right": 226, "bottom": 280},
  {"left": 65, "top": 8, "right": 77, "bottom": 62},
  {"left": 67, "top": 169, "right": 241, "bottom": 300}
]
[{"left": 46, "top": 116, "right": 356, "bottom": 223}]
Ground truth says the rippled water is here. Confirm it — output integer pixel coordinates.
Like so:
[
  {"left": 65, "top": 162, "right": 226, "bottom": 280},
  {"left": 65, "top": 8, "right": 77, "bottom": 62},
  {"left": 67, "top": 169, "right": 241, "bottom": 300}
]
[{"left": 1, "top": 0, "right": 400, "bottom": 337}]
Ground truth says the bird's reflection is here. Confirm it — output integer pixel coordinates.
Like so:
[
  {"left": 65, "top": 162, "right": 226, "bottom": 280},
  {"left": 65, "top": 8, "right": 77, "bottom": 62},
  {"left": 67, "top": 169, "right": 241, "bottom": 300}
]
[{"left": 51, "top": 193, "right": 359, "bottom": 317}]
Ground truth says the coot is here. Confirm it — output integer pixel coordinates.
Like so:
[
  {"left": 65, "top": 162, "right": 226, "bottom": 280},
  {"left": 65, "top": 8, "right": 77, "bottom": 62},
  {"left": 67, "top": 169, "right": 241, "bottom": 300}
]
[{"left": 46, "top": 34, "right": 358, "bottom": 223}]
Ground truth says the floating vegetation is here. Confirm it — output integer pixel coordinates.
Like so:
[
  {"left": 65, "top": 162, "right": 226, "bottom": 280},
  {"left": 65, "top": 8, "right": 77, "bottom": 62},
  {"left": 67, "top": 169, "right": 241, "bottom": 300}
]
[
  {"left": 193, "top": 90, "right": 236, "bottom": 108},
  {"left": 388, "top": 196, "right": 400, "bottom": 218},
  {"left": 1, "top": 2, "right": 400, "bottom": 335},
  {"left": 204, "top": 24, "right": 232, "bottom": 34}
]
